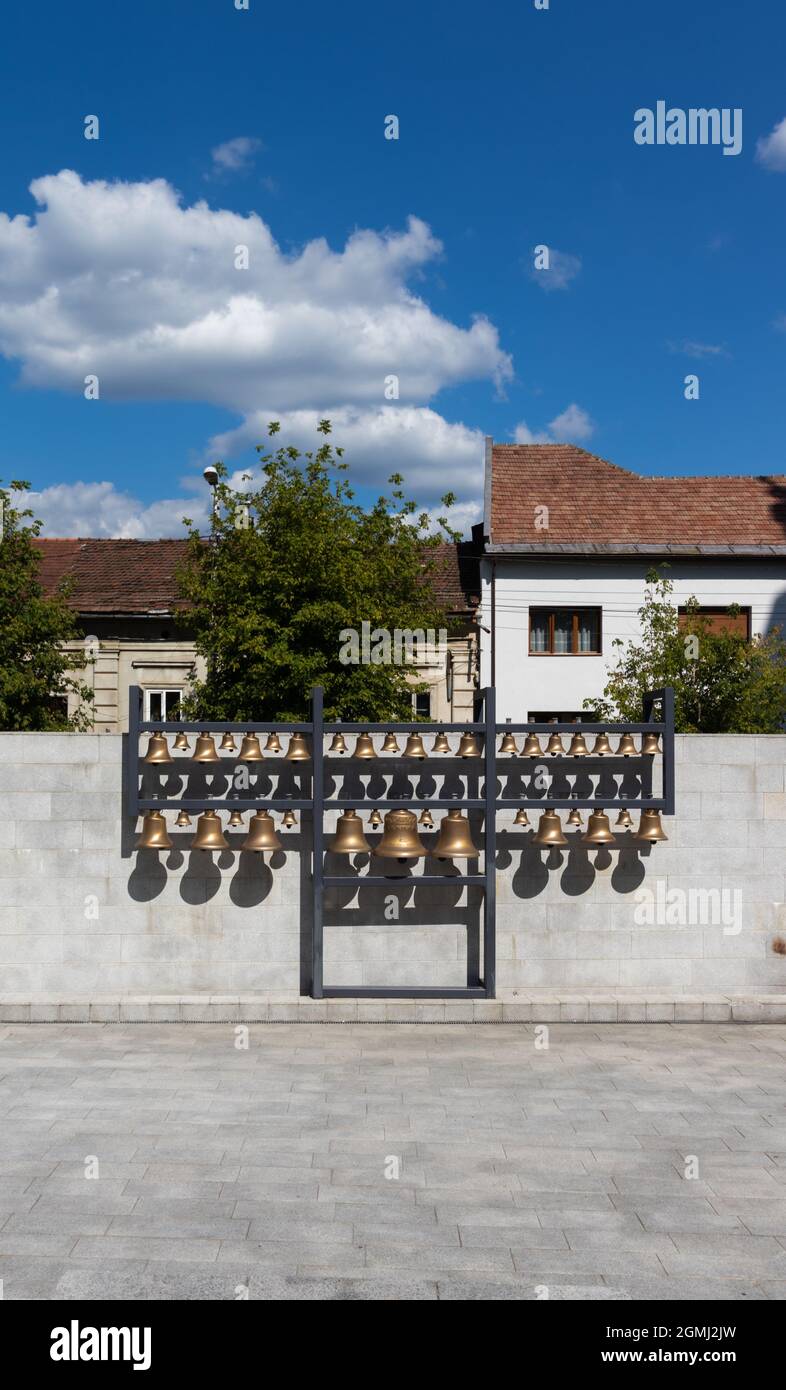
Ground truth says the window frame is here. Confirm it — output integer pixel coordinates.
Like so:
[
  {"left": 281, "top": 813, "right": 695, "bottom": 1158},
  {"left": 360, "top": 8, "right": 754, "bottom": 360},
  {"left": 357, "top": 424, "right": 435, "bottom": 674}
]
[
  {"left": 528, "top": 607, "right": 603, "bottom": 656},
  {"left": 143, "top": 688, "right": 183, "bottom": 721},
  {"left": 677, "top": 605, "right": 751, "bottom": 640}
]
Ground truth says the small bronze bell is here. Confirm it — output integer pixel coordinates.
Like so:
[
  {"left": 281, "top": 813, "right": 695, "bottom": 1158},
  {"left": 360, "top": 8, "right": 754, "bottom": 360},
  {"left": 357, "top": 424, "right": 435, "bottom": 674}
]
[
  {"left": 328, "top": 732, "right": 348, "bottom": 754},
  {"left": 381, "top": 732, "right": 400, "bottom": 754},
  {"left": 374, "top": 809, "right": 428, "bottom": 861},
  {"left": 616, "top": 809, "right": 633, "bottom": 829},
  {"left": 499, "top": 730, "right": 519, "bottom": 755},
  {"left": 175, "top": 810, "right": 192, "bottom": 828},
  {"left": 521, "top": 733, "right": 543, "bottom": 758},
  {"left": 533, "top": 811, "right": 567, "bottom": 847},
  {"left": 403, "top": 733, "right": 427, "bottom": 759},
  {"left": 432, "top": 732, "right": 451, "bottom": 754},
  {"left": 592, "top": 733, "right": 613, "bottom": 756},
  {"left": 218, "top": 733, "right": 236, "bottom": 753},
  {"left": 282, "top": 809, "right": 297, "bottom": 828},
  {"left": 237, "top": 732, "right": 264, "bottom": 762},
  {"left": 641, "top": 732, "right": 660, "bottom": 756},
  {"left": 353, "top": 733, "right": 376, "bottom": 759},
  {"left": 634, "top": 809, "right": 668, "bottom": 844},
  {"left": 513, "top": 809, "right": 530, "bottom": 827},
  {"left": 457, "top": 732, "right": 482, "bottom": 758},
  {"left": 433, "top": 810, "right": 480, "bottom": 859},
  {"left": 265, "top": 732, "right": 283, "bottom": 754},
  {"left": 173, "top": 733, "right": 190, "bottom": 753},
  {"left": 241, "top": 810, "right": 282, "bottom": 853},
  {"left": 567, "top": 732, "right": 590, "bottom": 757},
  {"left": 545, "top": 732, "right": 566, "bottom": 756},
  {"left": 566, "top": 809, "right": 583, "bottom": 828},
  {"left": 329, "top": 810, "right": 370, "bottom": 854},
  {"left": 616, "top": 733, "right": 638, "bottom": 757},
  {"left": 419, "top": 809, "right": 435, "bottom": 829},
  {"left": 193, "top": 733, "right": 221, "bottom": 764},
  {"left": 135, "top": 810, "right": 172, "bottom": 850},
  {"left": 191, "top": 810, "right": 228, "bottom": 851},
  {"left": 228, "top": 809, "right": 244, "bottom": 827},
  {"left": 143, "top": 733, "right": 173, "bottom": 765},
  {"left": 285, "top": 734, "right": 310, "bottom": 762},
  {"left": 582, "top": 809, "right": 616, "bottom": 845},
  {"left": 369, "top": 808, "right": 383, "bottom": 828}
]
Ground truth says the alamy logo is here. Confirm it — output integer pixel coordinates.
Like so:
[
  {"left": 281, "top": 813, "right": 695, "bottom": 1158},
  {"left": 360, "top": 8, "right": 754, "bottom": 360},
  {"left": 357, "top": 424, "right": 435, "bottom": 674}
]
[
  {"left": 339, "top": 621, "right": 447, "bottom": 667},
  {"left": 50, "top": 1320, "right": 151, "bottom": 1371},
  {"left": 634, "top": 102, "right": 743, "bottom": 156}
]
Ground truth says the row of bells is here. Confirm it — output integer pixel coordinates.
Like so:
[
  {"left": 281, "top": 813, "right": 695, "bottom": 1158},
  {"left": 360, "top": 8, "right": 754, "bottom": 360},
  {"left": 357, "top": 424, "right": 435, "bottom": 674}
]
[
  {"left": 499, "top": 731, "right": 660, "bottom": 757},
  {"left": 143, "top": 731, "right": 310, "bottom": 764},
  {"left": 515, "top": 807, "right": 667, "bottom": 845},
  {"left": 136, "top": 807, "right": 297, "bottom": 852}
]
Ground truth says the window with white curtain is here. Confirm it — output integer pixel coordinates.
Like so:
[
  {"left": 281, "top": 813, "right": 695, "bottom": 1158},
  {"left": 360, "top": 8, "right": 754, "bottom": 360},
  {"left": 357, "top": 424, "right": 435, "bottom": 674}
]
[{"left": 529, "top": 608, "right": 601, "bottom": 655}]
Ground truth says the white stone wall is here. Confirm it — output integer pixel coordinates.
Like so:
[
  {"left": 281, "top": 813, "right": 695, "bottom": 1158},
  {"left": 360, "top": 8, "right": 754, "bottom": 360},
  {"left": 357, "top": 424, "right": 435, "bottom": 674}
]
[{"left": 1, "top": 732, "right": 785, "bottom": 1006}]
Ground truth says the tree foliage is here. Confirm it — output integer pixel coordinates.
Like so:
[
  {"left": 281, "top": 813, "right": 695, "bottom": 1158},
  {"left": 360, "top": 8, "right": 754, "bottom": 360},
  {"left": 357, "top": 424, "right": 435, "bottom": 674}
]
[
  {"left": 585, "top": 568, "right": 786, "bottom": 732},
  {"left": 177, "top": 422, "right": 458, "bottom": 721}
]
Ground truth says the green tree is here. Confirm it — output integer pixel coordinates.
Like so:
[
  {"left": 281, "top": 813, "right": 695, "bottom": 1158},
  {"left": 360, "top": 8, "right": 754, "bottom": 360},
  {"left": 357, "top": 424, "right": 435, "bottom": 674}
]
[
  {"left": 0, "top": 481, "right": 94, "bottom": 730},
  {"left": 177, "top": 422, "right": 458, "bottom": 721},
  {"left": 584, "top": 568, "right": 786, "bottom": 732}
]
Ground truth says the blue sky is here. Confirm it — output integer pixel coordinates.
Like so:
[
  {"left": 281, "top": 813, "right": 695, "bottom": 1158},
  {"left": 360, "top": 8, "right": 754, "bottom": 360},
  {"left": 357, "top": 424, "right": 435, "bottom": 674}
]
[{"left": 0, "top": 0, "right": 784, "bottom": 537}]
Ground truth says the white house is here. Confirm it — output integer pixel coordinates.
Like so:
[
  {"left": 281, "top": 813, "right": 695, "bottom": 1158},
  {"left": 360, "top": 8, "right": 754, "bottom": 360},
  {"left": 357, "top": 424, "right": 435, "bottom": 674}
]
[{"left": 478, "top": 440, "right": 786, "bottom": 721}]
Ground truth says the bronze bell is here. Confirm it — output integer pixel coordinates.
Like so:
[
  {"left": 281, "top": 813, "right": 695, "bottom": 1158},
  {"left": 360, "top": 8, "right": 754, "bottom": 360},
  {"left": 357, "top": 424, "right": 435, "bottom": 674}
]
[
  {"left": 419, "top": 809, "right": 435, "bottom": 829},
  {"left": 533, "top": 811, "right": 567, "bottom": 846},
  {"left": 374, "top": 809, "right": 428, "bottom": 860},
  {"left": 143, "top": 733, "right": 173, "bottom": 765},
  {"left": 381, "top": 732, "right": 400, "bottom": 754},
  {"left": 191, "top": 810, "right": 228, "bottom": 851},
  {"left": 219, "top": 732, "right": 237, "bottom": 753},
  {"left": 567, "top": 732, "right": 590, "bottom": 757},
  {"left": 241, "top": 810, "right": 282, "bottom": 853},
  {"left": 432, "top": 731, "right": 451, "bottom": 754},
  {"left": 237, "top": 732, "right": 264, "bottom": 762},
  {"left": 641, "top": 731, "right": 660, "bottom": 756},
  {"left": 433, "top": 810, "right": 480, "bottom": 859},
  {"left": 403, "top": 733, "right": 427, "bottom": 759},
  {"left": 616, "top": 809, "right": 633, "bottom": 829},
  {"left": 173, "top": 733, "right": 190, "bottom": 753},
  {"left": 566, "top": 808, "right": 583, "bottom": 828},
  {"left": 634, "top": 809, "right": 668, "bottom": 844},
  {"left": 228, "top": 809, "right": 244, "bottom": 827},
  {"left": 265, "top": 732, "right": 283, "bottom": 754},
  {"left": 457, "top": 732, "right": 482, "bottom": 758},
  {"left": 193, "top": 733, "right": 221, "bottom": 763},
  {"left": 329, "top": 810, "right": 370, "bottom": 854},
  {"left": 616, "top": 733, "right": 638, "bottom": 757},
  {"left": 285, "top": 734, "right": 310, "bottom": 762},
  {"left": 545, "top": 732, "right": 566, "bottom": 756},
  {"left": 592, "top": 732, "right": 613, "bottom": 756},
  {"left": 135, "top": 810, "right": 172, "bottom": 850},
  {"left": 353, "top": 733, "right": 376, "bottom": 759},
  {"left": 499, "top": 730, "right": 519, "bottom": 755},
  {"left": 582, "top": 809, "right": 616, "bottom": 845},
  {"left": 522, "top": 733, "right": 543, "bottom": 758},
  {"left": 328, "top": 732, "right": 348, "bottom": 754},
  {"left": 369, "top": 808, "right": 383, "bottom": 828},
  {"left": 175, "top": 810, "right": 192, "bottom": 828},
  {"left": 282, "top": 809, "right": 297, "bottom": 828},
  {"left": 513, "top": 809, "right": 530, "bottom": 827}
]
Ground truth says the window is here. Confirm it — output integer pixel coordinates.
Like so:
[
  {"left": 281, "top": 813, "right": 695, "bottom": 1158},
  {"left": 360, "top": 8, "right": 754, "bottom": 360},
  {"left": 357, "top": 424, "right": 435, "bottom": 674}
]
[
  {"left": 529, "top": 608, "right": 601, "bottom": 655},
  {"left": 678, "top": 606, "right": 750, "bottom": 639},
  {"left": 413, "top": 691, "right": 432, "bottom": 719},
  {"left": 144, "top": 688, "right": 182, "bottom": 721},
  {"left": 529, "top": 711, "right": 592, "bottom": 723}
]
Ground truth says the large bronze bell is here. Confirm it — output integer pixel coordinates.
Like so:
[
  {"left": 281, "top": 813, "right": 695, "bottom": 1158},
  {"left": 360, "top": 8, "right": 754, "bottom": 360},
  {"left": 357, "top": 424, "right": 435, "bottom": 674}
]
[
  {"left": 592, "top": 733, "right": 613, "bottom": 756},
  {"left": 513, "top": 809, "right": 530, "bottom": 827},
  {"left": 522, "top": 733, "right": 543, "bottom": 758},
  {"left": 432, "top": 732, "right": 451, "bottom": 754},
  {"left": 381, "top": 732, "right": 400, "bottom": 754},
  {"left": 616, "top": 733, "right": 638, "bottom": 757},
  {"left": 173, "top": 733, "right": 190, "bottom": 753},
  {"left": 433, "top": 810, "right": 480, "bottom": 859},
  {"left": 566, "top": 808, "right": 583, "bottom": 828},
  {"left": 582, "top": 809, "right": 616, "bottom": 845},
  {"left": 533, "top": 811, "right": 567, "bottom": 846},
  {"left": 329, "top": 810, "right": 370, "bottom": 854},
  {"left": 457, "top": 732, "right": 482, "bottom": 758},
  {"left": 403, "top": 733, "right": 427, "bottom": 759},
  {"left": 135, "top": 810, "right": 172, "bottom": 850},
  {"left": 175, "top": 810, "right": 192, "bottom": 827},
  {"left": 641, "top": 731, "right": 660, "bottom": 756},
  {"left": 265, "top": 732, "right": 283, "bottom": 753},
  {"left": 193, "top": 733, "right": 221, "bottom": 763},
  {"left": 143, "top": 733, "right": 173, "bottom": 764},
  {"left": 374, "top": 809, "right": 428, "bottom": 861},
  {"left": 191, "top": 810, "right": 228, "bottom": 851},
  {"left": 328, "top": 732, "right": 348, "bottom": 754},
  {"left": 219, "top": 732, "right": 237, "bottom": 753},
  {"left": 285, "top": 734, "right": 310, "bottom": 762},
  {"left": 419, "top": 809, "right": 435, "bottom": 829},
  {"left": 237, "top": 732, "right": 264, "bottom": 762},
  {"left": 616, "top": 809, "right": 633, "bottom": 829},
  {"left": 567, "top": 732, "right": 590, "bottom": 757},
  {"left": 499, "top": 730, "right": 519, "bottom": 755},
  {"left": 241, "top": 810, "right": 282, "bottom": 853},
  {"left": 634, "top": 809, "right": 668, "bottom": 844},
  {"left": 228, "top": 809, "right": 244, "bottom": 827},
  {"left": 545, "top": 732, "right": 566, "bottom": 756},
  {"left": 353, "top": 733, "right": 376, "bottom": 759}
]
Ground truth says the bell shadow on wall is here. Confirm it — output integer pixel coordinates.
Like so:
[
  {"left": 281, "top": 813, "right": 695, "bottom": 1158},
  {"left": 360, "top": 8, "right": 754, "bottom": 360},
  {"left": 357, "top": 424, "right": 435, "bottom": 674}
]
[
  {"left": 543, "top": 757, "right": 573, "bottom": 800},
  {"left": 179, "top": 848, "right": 223, "bottom": 903},
  {"left": 612, "top": 842, "right": 647, "bottom": 892},
  {"left": 560, "top": 839, "right": 596, "bottom": 897},
  {"left": 509, "top": 834, "right": 551, "bottom": 899},
  {"left": 228, "top": 846, "right": 277, "bottom": 906},
  {"left": 127, "top": 846, "right": 168, "bottom": 901}
]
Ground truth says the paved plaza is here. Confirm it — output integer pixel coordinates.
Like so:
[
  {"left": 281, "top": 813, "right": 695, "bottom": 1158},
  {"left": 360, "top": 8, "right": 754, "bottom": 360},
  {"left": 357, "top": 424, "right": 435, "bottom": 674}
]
[{"left": 1, "top": 1021, "right": 786, "bottom": 1300}]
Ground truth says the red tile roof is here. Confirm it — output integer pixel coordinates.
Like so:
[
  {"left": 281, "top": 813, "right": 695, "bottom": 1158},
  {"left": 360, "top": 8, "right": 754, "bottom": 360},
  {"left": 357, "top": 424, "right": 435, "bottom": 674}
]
[
  {"left": 32, "top": 538, "right": 192, "bottom": 614},
  {"left": 489, "top": 444, "right": 786, "bottom": 551},
  {"left": 424, "top": 541, "right": 480, "bottom": 613}
]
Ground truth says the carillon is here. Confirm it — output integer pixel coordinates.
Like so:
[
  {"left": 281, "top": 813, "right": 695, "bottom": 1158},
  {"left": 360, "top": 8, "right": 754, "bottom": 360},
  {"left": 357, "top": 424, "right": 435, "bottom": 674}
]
[
  {"left": 521, "top": 733, "right": 542, "bottom": 758},
  {"left": 533, "top": 810, "right": 567, "bottom": 847},
  {"left": 419, "top": 809, "right": 435, "bottom": 829},
  {"left": 616, "top": 809, "right": 633, "bottom": 829},
  {"left": 566, "top": 808, "right": 583, "bottom": 828},
  {"left": 219, "top": 733, "right": 237, "bottom": 754},
  {"left": 242, "top": 810, "right": 282, "bottom": 853},
  {"left": 175, "top": 810, "right": 192, "bottom": 828},
  {"left": 457, "top": 732, "right": 482, "bottom": 758},
  {"left": 193, "top": 733, "right": 221, "bottom": 764},
  {"left": 381, "top": 732, "right": 400, "bottom": 754},
  {"left": 433, "top": 810, "right": 480, "bottom": 860},
  {"left": 403, "top": 733, "right": 427, "bottom": 759},
  {"left": 329, "top": 810, "right": 370, "bottom": 854},
  {"left": 616, "top": 733, "right": 638, "bottom": 757},
  {"left": 228, "top": 809, "right": 245, "bottom": 827},
  {"left": 265, "top": 733, "right": 283, "bottom": 754},
  {"left": 567, "top": 732, "right": 590, "bottom": 757},
  {"left": 191, "top": 811, "right": 228, "bottom": 851},
  {"left": 143, "top": 734, "right": 173, "bottom": 765},
  {"left": 641, "top": 732, "right": 660, "bottom": 756},
  {"left": 285, "top": 735, "right": 310, "bottom": 762},
  {"left": 374, "top": 809, "right": 428, "bottom": 861},
  {"left": 432, "top": 732, "right": 451, "bottom": 754},
  {"left": 282, "top": 809, "right": 298, "bottom": 828},
  {"left": 173, "top": 733, "right": 190, "bottom": 753},
  {"left": 369, "top": 808, "right": 383, "bottom": 828},
  {"left": 513, "top": 809, "right": 530, "bottom": 827},
  {"left": 498, "top": 730, "right": 518, "bottom": 755},
  {"left": 582, "top": 809, "right": 616, "bottom": 845},
  {"left": 353, "top": 733, "right": 376, "bottom": 759},
  {"left": 545, "top": 732, "right": 566, "bottom": 757},
  {"left": 592, "top": 732, "right": 613, "bottom": 756},
  {"left": 328, "top": 732, "right": 348, "bottom": 754},
  {"left": 136, "top": 810, "right": 172, "bottom": 850},
  {"left": 634, "top": 809, "right": 668, "bottom": 844},
  {"left": 238, "top": 733, "right": 264, "bottom": 762}
]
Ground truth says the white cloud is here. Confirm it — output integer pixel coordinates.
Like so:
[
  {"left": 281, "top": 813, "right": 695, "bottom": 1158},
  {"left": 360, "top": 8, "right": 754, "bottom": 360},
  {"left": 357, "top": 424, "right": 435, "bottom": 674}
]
[
  {"left": 668, "top": 339, "right": 730, "bottom": 359},
  {"left": 27, "top": 481, "right": 208, "bottom": 539},
  {"left": 756, "top": 116, "right": 786, "bottom": 171},
  {"left": 513, "top": 402, "right": 595, "bottom": 446},
  {"left": 208, "top": 136, "right": 262, "bottom": 177},
  {"left": 530, "top": 248, "right": 582, "bottom": 292}
]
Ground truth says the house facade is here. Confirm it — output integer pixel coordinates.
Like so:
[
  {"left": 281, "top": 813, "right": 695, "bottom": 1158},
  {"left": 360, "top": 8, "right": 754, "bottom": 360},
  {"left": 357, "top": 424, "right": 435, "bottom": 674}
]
[{"left": 478, "top": 440, "right": 786, "bottom": 722}]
